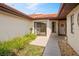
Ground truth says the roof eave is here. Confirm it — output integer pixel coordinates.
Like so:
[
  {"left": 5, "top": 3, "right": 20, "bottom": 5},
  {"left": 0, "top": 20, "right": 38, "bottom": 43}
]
[
  {"left": 0, "top": 3, "right": 33, "bottom": 20},
  {"left": 58, "top": 3, "right": 79, "bottom": 19}
]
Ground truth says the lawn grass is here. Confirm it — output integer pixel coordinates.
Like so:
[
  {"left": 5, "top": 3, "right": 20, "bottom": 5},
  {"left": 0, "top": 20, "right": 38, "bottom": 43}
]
[
  {"left": 0, "top": 33, "right": 44, "bottom": 56},
  {"left": 15, "top": 44, "right": 44, "bottom": 56}
]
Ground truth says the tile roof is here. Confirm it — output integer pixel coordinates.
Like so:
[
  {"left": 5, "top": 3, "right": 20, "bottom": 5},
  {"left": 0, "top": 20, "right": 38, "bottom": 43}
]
[{"left": 30, "top": 14, "right": 57, "bottom": 19}]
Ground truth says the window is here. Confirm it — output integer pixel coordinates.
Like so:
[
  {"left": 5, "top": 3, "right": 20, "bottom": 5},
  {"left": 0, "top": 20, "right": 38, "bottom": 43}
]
[
  {"left": 71, "top": 14, "right": 74, "bottom": 33},
  {"left": 77, "top": 13, "right": 79, "bottom": 26},
  {"left": 52, "top": 22, "right": 56, "bottom": 33},
  {"left": 34, "top": 22, "right": 46, "bottom": 36}
]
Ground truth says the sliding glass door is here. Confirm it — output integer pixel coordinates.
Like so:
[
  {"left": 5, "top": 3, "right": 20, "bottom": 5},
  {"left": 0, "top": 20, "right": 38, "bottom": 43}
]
[{"left": 34, "top": 22, "right": 46, "bottom": 36}]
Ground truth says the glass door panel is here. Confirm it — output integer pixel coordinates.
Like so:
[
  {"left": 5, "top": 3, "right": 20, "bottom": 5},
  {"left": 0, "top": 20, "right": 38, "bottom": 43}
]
[{"left": 34, "top": 22, "right": 46, "bottom": 36}]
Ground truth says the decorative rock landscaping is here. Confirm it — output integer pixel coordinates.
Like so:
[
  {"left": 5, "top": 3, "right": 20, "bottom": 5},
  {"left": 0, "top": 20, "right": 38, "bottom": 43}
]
[{"left": 58, "top": 37, "right": 78, "bottom": 56}]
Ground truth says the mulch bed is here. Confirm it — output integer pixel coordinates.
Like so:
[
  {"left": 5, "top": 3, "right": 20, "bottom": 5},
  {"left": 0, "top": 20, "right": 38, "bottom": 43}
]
[{"left": 58, "top": 37, "right": 78, "bottom": 56}]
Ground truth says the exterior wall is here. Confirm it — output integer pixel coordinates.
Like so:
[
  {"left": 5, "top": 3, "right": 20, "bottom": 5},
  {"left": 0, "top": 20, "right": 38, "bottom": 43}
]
[
  {"left": 0, "top": 11, "right": 32, "bottom": 41},
  {"left": 67, "top": 5, "right": 79, "bottom": 54},
  {"left": 32, "top": 19, "right": 52, "bottom": 39},
  {"left": 47, "top": 20, "right": 52, "bottom": 38}
]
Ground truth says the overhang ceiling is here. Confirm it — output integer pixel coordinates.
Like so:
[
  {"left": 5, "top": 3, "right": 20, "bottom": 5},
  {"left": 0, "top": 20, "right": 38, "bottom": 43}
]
[{"left": 58, "top": 3, "right": 79, "bottom": 19}]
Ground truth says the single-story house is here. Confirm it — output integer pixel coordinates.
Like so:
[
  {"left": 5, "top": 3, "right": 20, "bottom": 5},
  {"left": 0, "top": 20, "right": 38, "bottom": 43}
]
[{"left": 0, "top": 3, "right": 79, "bottom": 54}]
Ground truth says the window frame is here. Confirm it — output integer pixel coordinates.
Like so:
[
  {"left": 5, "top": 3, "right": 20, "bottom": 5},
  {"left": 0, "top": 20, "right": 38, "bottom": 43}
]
[
  {"left": 71, "top": 14, "right": 74, "bottom": 34},
  {"left": 34, "top": 22, "right": 47, "bottom": 36},
  {"left": 77, "top": 13, "right": 79, "bottom": 26},
  {"left": 52, "top": 22, "right": 56, "bottom": 33}
]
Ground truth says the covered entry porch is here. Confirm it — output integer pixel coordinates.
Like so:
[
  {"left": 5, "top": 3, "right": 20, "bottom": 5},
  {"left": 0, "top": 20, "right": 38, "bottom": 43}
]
[
  {"left": 33, "top": 19, "right": 66, "bottom": 37},
  {"left": 30, "top": 19, "right": 66, "bottom": 47}
]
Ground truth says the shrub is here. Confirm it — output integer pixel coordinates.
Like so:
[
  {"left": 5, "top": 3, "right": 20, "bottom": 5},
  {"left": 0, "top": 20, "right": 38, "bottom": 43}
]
[
  {"left": 0, "top": 47, "right": 11, "bottom": 56},
  {"left": 0, "top": 42, "right": 12, "bottom": 56},
  {"left": 12, "top": 37, "right": 27, "bottom": 49},
  {"left": 24, "top": 33, "right": 36, "bottom": 40},
  {"left": 0, "top": 33, "right": 37, "bottom": 56}
]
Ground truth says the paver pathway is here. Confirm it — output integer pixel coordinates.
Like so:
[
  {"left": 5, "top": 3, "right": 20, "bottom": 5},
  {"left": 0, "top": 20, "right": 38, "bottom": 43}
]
[{"left": 43, "top": 35, "right": 61, "bottom": 56}]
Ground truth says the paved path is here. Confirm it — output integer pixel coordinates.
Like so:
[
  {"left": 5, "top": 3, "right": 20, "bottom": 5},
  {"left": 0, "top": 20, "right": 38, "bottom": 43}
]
[
  {"left": 43, "top": 35, "right": 61, "bottom": 56},
  {"left": 30, "top": 36, "right": 48, "bottom": 47}
]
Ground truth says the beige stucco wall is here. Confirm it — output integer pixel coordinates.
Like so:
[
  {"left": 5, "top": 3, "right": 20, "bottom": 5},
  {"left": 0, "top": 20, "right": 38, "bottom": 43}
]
[
  {"left": 0, "top": 10, "right": 58, "bottom": 41},
  {"left": 0, "top": 11, "right": 32, "bottom": 41},
  {"left": 67, "top": 5, "right": 79, "bottom": 54}
]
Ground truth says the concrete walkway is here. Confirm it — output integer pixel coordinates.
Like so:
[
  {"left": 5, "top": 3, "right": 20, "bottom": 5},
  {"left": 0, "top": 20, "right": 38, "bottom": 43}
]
[
  {"left": 30, "top": 36, "right": 48, "bottom": 47},
  {"left": 43, "top": 35, "right": 61, "bottom": 56}
]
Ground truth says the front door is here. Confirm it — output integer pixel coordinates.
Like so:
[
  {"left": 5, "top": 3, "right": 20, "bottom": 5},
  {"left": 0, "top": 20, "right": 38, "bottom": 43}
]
[{"left": 58, "top": 20, "right": 66, "bottom": 35}]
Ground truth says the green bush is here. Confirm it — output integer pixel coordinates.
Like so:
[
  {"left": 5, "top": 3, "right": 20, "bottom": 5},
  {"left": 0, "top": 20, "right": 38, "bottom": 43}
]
[
  {"left": 0, "top": 47, "right": 11, "bottom": 56},
  {"left": 0, "top": 33, "right": 36, "bottom": 56},
  {"left": 24, "top": 33, "right": 36, "bottom": 40}
]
